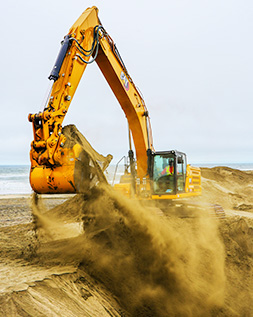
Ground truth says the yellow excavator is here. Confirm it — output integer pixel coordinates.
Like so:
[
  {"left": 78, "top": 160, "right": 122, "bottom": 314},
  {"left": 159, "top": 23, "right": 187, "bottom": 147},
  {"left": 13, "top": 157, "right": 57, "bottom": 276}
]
[{"left": 28, "top": 6, "right": 202, "bottom": 203}]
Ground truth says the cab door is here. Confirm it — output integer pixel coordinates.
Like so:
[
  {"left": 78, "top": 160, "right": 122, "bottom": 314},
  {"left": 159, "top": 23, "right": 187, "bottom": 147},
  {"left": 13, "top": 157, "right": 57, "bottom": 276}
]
[
  {"left": 176, "top": 154, "right": 187, "bottom": 193},
  {"left": 152, "top": 153, "right": 176, "bottom": 194}
]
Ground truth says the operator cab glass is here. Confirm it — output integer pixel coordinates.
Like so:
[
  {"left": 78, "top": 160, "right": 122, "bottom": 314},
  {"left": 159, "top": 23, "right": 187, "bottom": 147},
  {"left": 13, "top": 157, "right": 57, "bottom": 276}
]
[{"left": 152, "top": 151, "right": 187, "bottom": 195}]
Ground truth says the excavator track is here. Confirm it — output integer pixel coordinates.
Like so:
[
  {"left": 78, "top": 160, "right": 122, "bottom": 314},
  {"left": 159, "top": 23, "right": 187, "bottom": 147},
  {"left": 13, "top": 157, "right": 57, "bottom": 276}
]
[{"left": 148, "top": 200, "right": 226, "bottom": 219}]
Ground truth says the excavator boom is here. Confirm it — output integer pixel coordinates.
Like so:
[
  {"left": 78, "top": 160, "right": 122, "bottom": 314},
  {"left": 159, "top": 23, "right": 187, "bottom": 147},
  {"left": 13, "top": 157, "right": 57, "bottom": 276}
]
[{"left": 29, "top": 6, "right": 154, "bottom": 193}]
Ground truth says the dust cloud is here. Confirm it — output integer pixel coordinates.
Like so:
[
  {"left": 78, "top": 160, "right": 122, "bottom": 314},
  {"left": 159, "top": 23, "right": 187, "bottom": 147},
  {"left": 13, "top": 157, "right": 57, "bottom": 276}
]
[
  {"left": 63, "top": 124, "right": 113, "bottom": 192},
  {"left": 32, "top": 184, "right": 226, "bottom": 316}
]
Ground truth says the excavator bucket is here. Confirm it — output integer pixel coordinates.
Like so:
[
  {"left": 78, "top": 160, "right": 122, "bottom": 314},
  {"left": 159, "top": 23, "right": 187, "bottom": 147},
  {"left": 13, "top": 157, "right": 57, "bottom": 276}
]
[{"left": 29, "top": 125, "right": 112, "bottom": 194}]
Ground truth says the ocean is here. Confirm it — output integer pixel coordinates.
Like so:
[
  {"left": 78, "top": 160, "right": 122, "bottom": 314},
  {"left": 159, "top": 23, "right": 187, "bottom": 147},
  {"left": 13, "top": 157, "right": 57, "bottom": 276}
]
[
  {"left": 0, "top": 163, "right": 253, "bottom": 195},
  {"left": 0, "top": 165, "right": 31, "bottom": 195}
]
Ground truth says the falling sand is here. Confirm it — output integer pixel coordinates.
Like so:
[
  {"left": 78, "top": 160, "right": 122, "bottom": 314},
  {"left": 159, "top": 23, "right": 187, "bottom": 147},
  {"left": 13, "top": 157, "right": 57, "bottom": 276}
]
[{"left": 0, "top": 126, "right": 252, "bottom": 316}]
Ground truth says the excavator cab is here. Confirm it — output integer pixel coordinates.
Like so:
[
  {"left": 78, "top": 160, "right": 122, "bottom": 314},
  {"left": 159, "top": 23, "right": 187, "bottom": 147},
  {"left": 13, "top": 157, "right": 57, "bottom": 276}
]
[{"left": 151, "top": 151, "right": 187, "bottom": 195}]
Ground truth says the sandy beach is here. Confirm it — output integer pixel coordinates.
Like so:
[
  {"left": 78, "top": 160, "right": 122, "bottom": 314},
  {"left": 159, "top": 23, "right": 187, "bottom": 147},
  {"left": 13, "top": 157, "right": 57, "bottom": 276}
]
[
  {"left": 1, "top": 0, "right": 252, "bottom": 315},
  {"left": 0, "top": 166, "right": 252, "bottom": 316}
]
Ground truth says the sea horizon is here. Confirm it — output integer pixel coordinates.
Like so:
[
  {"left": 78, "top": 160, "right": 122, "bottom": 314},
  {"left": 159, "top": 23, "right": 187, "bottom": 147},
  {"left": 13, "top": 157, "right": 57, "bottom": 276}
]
[{"left": 0, "top": 163, "right": 253, "bottom": 195}]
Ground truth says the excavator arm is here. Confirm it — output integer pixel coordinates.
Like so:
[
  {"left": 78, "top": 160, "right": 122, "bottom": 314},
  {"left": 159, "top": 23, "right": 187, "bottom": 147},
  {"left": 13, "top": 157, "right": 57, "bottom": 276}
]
[{"left": 29, "top": 6, "right": 154, "bottom": 193}]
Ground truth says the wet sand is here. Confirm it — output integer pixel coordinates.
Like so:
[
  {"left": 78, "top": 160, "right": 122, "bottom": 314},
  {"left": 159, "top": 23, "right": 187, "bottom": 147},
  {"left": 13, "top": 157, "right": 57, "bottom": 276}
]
[{"left": 0, "top": 167, "right": 253, "bottom": 316}]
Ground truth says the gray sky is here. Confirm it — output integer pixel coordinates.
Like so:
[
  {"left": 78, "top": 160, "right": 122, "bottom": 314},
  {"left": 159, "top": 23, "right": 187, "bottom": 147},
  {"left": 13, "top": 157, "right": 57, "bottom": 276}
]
[{"left": 0, "top": 0, "right": 252, "bottom": 165}]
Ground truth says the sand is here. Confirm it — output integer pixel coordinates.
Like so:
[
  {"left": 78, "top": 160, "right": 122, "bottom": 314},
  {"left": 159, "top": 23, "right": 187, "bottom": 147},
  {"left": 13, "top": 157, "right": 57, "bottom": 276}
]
[{"left": 0, "top": 167, "right": 253, "bottom": 316}]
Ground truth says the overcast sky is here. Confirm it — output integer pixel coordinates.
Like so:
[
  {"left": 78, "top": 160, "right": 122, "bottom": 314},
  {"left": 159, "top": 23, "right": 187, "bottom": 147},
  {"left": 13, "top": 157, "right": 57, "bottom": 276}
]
[{"left": 0, "top": 0, "right": 252, "bottom": 165}]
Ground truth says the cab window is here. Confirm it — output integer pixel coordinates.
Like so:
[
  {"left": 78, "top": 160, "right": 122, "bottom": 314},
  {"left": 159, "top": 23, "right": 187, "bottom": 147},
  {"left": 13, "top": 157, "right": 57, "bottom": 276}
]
[{"left": 153, "top": 155, "right": 175, "bottom": 194}]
